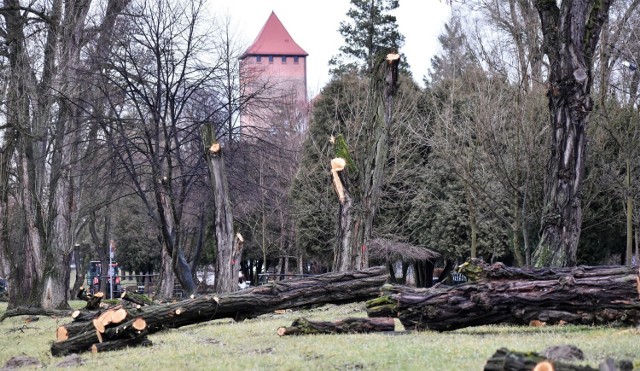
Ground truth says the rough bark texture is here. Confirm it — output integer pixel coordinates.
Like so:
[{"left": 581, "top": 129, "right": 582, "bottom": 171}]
[
  {"left": 533, "top": 0, "right": 613, "bottom": 267},
  {"left": 366, "top": 264, "right": 640, "bottom": 331},
  {"left": 277, "top": 317, "right": 395, "bottom": 336},
  {"left": 51, "top": 266, "right": 388, "bottom": 355},
  {"left": 207, "top": 141, "right": 237, "bottom": 294}
]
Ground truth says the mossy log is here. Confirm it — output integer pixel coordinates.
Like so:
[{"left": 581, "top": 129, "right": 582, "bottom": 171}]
[
  {"left": 366, "top": 265, "right": 640, "bottom": 331},
  {"left": 277, "top": 317, "right": 395, "bottom": 336},
  {"left": 120, "top": 291, "right": 153, "bottom": 306},
  {"left": 51, "top": 266, "right": 388, "bottom": 355}
]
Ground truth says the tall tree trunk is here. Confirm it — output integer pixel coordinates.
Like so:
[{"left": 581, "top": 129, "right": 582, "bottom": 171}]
[
  {"left": 331, "top": 53, "right": 400, "bottom": 272},
  {"left": 359, "top": 52, "right": 400, "bottom": 269},
  {"left": 533, "top": 0, "right": 613, "bottom": 267},
  {"left": 206, "top": 140, "right": 237, "bottom": 293},
  {"left": 155, "top": 246, "right": 175, "bottom": 299}
]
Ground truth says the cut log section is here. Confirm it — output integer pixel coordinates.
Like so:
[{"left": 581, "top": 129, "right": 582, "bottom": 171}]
[
  {"left": 277, "top": 317, "right": 395, "bottom": 336},
  {"left": 52, "top": 266, "right": 389, "bottom": 356},
  {"left": 483, "top": 348, "right": 633, "bottom": 371},
  {"left": 367, "top": 265, "right": 640, "bottom": 331}
]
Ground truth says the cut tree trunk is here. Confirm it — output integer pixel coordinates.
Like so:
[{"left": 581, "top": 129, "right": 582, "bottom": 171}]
[
  {"left": 366, "top": 264, "right": 640, "bottom": 331},
  {"left": 484, "top": 347, "right": 632, "bottom": 371},
  {"left": 277, "top": 317, "right": 395, "bottom": 336},
  {"left": 206, "top": 140, "right": 237, "bottom": 294},
  {"left": 484, "top": 348, "right": 596, "bottom": 371},
  {"left": 51, "top": 266, "right": 388, "bottom": 355}
]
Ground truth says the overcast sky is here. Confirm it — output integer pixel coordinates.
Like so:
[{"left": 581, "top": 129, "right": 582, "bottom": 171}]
[{"left": 207, "top": 0, "right": 451, "bottom": 95}]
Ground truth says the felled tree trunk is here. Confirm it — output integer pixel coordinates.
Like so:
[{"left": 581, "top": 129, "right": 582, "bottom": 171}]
[
  {"left": 367, "top": 264, "right": 640, "bottom": 331},
  {"left": 277, "top": 317, "right": 395, "bottom": 336},
  {"left": 51, "top": 266, "right": 388, "bottom": 356},
  {"left": 484, "top": 348, "right": 595, "bottom": 371}
]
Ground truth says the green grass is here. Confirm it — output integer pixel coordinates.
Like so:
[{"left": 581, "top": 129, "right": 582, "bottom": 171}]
[{"left": 0, "top": 301, "right": 638, "bottom": 370}]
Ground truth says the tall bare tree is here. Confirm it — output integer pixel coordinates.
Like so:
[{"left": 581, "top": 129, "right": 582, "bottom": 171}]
[
  {"left": 0, "top": 0, "right": 129, "bottom": 309},
  {"left": 97, "top": 0, "right": 217, "bottom": 297}
]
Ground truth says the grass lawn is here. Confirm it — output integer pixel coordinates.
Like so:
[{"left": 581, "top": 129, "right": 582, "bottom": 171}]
[{"left": 0, "top": 301, "right": 638, "bottom": 370}]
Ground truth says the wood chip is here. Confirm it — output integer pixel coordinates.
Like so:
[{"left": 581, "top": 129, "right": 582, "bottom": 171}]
[
  {"left": 95, "top": 330, "right": 103, "bottom": 343},
  {"left": 91, "top": 344, "right": 98, "bottom": 354},
  {"left": 71, "top": 310, "right": 80, "bottom": 319}
]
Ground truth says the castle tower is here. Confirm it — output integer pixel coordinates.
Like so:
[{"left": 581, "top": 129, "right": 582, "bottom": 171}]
[{"left": 239, "top": 12, "right": 308, "bottom": 138}]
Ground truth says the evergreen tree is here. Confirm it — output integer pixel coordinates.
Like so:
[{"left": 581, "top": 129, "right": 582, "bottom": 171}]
[
  {"left": 426, "top": 15, "right": 475, "bottom": 85},
  {"left": 330, "top": 0, "right": 406, "bottom": 75}
]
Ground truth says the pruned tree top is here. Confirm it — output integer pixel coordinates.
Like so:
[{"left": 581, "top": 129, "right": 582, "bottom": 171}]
[{"left": 367, "top": 238, "right": 438, "bottom": 263}]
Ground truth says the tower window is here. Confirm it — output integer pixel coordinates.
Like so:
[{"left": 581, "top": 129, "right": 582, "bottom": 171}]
[
  {"left": 268, "top": 56, "right": 274, "bottom": 64},
  {"left": 282, "top": 56, "right": 287, "bottom": 63},
  {"left": 256, "top": 56, "right": 262, "bottom": 63},
  {"left": 294, "top": 56, "right": 299, "bottom": 64}
]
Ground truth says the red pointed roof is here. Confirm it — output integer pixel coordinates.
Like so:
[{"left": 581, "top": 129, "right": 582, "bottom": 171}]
[{"left": 241, "top": 12, "right": 308, "bottom": 58}]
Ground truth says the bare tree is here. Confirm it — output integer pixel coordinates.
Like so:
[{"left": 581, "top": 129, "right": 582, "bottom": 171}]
[
  {"left": 0, "top": 0, "right": 129, "bottom": 309},
  {"left": 97, "top": 0, "right": 217, "bottom": 297}
]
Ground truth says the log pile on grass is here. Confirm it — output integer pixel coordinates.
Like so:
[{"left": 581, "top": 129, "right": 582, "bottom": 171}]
[{"left": 51, "top": 266, "right": 389, "bottom": 356}]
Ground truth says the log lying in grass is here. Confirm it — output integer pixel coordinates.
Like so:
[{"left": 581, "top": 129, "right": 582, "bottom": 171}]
[
  {"left": 51, "top": 266, "right": 388, "bottom": 356},
  {"left": 277, "top": 317, "right": 395, "bottom": 336},
  {"left": 366, "top": 264, "right": 640, "bottom": 331},
  {"left": 0, "top": 307, "right": 71, "bottom": 322},
  {"left": 483, "top": 348, "right": 633, "bottom": 371}
]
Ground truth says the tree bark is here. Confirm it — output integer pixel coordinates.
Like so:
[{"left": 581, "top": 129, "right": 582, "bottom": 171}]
[
  {"left": 277, "top": 317, "right": 395, "bottom": 336},
  {"left": 51, "top": 266, "right": 388, "bottom": 355},
  {"left": 366, "top": 264, "right": 640, "bottom": 331},
  {"left": 533, "top": 0, "right": 613, "bottom": 267},
  {"left": 206, "top": 141, "right": 238, "bottom": 294},
  {"left": 331, "top": 53, "right": 400, "bottom": 272}
]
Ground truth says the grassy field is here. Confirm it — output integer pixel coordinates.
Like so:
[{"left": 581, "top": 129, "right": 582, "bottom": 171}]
[{"left": 0, "top": 301, "right": 638, "bottom": 370}]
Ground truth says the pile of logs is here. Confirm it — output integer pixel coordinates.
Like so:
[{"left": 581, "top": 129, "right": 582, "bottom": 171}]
[
  {"left": 366, "top": 262, "right": 640, "bottom": 331},
  {"left": 51, "top": 266, "right": 388, "bottom": 356}
]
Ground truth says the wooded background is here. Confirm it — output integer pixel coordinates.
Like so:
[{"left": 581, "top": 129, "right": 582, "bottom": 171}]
[{"left": 0, "top": 0, "right": 638, "bottom": 310}]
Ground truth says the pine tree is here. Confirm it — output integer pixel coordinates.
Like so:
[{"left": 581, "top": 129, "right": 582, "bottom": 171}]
[{"left": 329, "top": 0, "right": 406, "bottom": 75}]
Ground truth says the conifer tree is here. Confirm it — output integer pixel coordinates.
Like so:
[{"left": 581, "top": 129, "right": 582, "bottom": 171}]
[{"left": 329, "top": 0, "right": 406, "bottom": 75}]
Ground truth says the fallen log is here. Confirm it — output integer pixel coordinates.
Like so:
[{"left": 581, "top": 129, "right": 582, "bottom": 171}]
[
  {"left": 0, "top": 307, "right": 71, "bottom": 322},
  {"left": 366, "top": 265, "right": 640, "bottom": 331},
  {"left": 483, "top": 348, "right": 633, "bottom": 371},
  {"left": 52, "top": 266, "right": 388, "bottom": 355},
  {"left": 277, "top": 317, "right": 395, "bottom": 336}
]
